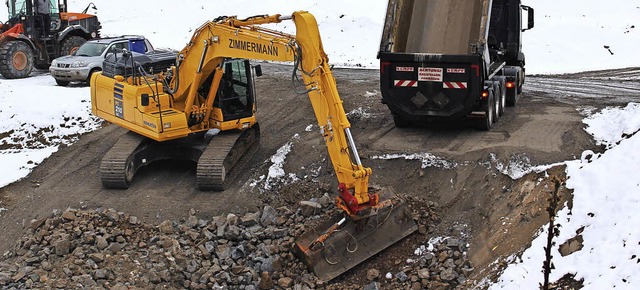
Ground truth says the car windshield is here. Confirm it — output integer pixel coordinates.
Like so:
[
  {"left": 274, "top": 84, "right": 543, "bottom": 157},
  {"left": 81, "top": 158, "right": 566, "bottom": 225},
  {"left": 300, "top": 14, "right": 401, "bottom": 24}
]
[{"left": 74, "top": 43, "right": 109, "bottom": 57}]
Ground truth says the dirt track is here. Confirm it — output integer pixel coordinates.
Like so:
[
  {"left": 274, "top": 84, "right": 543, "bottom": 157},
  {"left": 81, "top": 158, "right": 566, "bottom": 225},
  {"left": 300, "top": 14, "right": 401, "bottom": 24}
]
[{"left": 0, "top": 64, "right": 638, "bottom": 285}]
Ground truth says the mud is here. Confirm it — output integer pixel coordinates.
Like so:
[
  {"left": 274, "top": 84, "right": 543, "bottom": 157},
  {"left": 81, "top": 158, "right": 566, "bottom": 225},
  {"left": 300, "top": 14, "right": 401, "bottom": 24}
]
[{"left": 1, "top": 64, "right": 638, "bottom": 287}]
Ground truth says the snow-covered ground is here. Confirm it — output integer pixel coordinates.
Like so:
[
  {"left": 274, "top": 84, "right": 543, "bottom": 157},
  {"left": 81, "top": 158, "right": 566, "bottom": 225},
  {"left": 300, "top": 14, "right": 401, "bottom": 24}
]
[
  {"left": 0, "top": 75, "right": 101, "bottom": 187},
  {"left": 1, "top": 0, "right": 640, "bottom": 287},
  {"left": 490, "top": 103, "right": 640, "bottom": 289}
]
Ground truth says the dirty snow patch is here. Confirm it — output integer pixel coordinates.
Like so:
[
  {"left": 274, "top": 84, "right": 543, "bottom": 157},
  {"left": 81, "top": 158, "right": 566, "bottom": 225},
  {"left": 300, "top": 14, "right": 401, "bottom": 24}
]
[
  {"left": 372, "top": 153, "right": 455, "bottom": 169},
  {"left": 490, "top": 153, "right": 563, "bottom": 180},
  {"left": 305, "top": 124, "right": 314, "bottom": 132},
  {"left": 414, "top": 236, "right": 445, "bottom": 256},
  {"left": 0, "top": 147, "right": 58, "bottom": 188},
  {"left": 251, "top": 134, "right": 300, "bottom": 191},
  {"left": 346, "top": 107, "right": 371, "bottom": 120},
  {"left": 364, "top": 90, "right": 379, "bottom": 97}
]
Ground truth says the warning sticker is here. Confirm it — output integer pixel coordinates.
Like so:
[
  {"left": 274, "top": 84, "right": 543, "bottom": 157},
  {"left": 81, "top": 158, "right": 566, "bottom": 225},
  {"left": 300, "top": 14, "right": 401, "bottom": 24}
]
[
  {"left": 418, "top": 67, "right": 443, "bottom": 82},
  {"left": 396, "top": 66, "right": 414, "bottom": 72},
  {"left": 447, "top": 68, "right": 466, "bottom": 74}
]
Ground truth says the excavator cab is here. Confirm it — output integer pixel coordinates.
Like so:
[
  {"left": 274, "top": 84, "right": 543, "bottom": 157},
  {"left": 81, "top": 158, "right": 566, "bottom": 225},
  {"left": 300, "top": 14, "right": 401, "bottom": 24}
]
[{"left": 215, "top": 59, "right": 257, "bottom": 121}]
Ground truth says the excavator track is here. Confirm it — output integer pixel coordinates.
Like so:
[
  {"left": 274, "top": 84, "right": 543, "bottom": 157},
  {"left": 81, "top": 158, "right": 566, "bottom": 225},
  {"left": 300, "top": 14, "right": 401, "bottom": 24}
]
[
  {"left": 197, "top": 124, "right": 260, "bottom": 191},
  {"left": 100, "top": 131, "right": 145, "bottom": 189}
]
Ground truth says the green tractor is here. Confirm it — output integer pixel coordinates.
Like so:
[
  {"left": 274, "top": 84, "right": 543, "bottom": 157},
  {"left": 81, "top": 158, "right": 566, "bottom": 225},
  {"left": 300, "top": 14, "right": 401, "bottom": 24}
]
[{"left": 0, "top": 0, "right": 101, "bottom": 78}]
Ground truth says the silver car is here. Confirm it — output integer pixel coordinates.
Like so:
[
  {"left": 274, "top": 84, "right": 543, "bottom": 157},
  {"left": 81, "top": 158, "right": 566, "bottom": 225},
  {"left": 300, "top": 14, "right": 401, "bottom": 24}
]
[{"left": 49, "top": 36, "right": 154, "bottom": 86}]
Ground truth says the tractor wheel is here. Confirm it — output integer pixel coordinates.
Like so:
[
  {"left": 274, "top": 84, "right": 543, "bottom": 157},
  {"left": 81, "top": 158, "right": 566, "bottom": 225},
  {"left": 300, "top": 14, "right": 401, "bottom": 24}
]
[
  {"left": 60, "top": 36, "right": 86, "bottom": 56},
  {"left": 0, "top": 41, "right": 34, "bottom": 79}
]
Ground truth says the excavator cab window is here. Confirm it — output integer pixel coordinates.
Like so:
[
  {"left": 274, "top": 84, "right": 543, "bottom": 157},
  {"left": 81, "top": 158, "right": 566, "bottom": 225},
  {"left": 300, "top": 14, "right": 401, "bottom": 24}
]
[{"left": 217, "top": 59, "right": 254, "bottom": 121}]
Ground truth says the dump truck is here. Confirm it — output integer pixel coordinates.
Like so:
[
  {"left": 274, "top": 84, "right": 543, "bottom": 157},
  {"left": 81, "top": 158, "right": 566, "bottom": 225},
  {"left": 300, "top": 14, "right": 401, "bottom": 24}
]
[{"left": 378, "top": 0, "right": 534, "bottom": 130}]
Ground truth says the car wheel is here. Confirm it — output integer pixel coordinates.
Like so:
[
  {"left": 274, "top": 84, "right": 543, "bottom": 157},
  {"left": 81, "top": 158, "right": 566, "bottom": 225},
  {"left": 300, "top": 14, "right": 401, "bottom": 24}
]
[
  {"left": 55, "top": 79, "right": 70, "bottom": 86},
  {"left": 86, "top": 68, "right": 101, "bottom": 83}
]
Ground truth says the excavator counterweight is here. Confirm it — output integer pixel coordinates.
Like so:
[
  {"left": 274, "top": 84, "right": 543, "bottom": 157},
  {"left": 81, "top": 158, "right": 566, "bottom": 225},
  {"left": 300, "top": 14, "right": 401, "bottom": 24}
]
[{"left": 90, "top": 11, "right": 417, "bottom": 281}]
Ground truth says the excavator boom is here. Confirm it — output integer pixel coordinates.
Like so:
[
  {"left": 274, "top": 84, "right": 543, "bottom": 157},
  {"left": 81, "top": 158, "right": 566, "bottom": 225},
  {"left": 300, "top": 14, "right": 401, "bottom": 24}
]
[{"left": 90, "top": 11, "right": 417, "bottom": 281}]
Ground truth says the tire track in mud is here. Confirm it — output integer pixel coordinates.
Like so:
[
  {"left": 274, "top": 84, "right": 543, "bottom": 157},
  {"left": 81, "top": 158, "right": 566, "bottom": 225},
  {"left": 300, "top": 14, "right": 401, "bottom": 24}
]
[
  {"left": 526, "top": 69, "right": 640, "bottom": 105},
  {"left": 530, "top": 78, "right": 639, "bottom": 93}
]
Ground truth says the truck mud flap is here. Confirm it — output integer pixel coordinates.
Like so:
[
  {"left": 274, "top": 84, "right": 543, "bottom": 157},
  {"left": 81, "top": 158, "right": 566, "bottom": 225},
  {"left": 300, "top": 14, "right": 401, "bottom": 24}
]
[{"left": 294, "top": 187, "right": 417, "bottom": 282}]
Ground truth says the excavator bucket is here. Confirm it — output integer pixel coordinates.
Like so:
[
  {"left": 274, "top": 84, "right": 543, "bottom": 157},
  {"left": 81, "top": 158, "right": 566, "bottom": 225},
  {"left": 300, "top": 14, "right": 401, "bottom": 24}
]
[{"left": 294, "top": 187, "right": 418, "bottom": 282}]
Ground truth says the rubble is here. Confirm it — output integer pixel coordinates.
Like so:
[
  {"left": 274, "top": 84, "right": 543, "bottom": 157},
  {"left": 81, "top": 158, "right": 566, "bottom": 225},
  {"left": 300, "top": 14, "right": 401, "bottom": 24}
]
[{"left": 0, "top": 196, "right": 474, "bottom": 289}]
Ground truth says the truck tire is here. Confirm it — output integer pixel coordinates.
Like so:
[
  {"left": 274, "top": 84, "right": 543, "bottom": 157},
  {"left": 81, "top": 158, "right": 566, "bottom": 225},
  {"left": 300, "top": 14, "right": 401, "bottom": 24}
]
[
  {"left": 476, "top": 92, "right": 494, "bottom": 131},
  {"left": 0, "top": 41, "right": 34, "bottom": 79},
  {"left": 492, "top": 85, "right": 500, "bottom": 122},
  {"left": 60, "top": 36, "right": 86, "bottom": 56},
  {"left": 506, "top": 74, "right": 518, "bottom": 107},
  {"left": 497, "top": 81, "right": 506, "bottom": 117},
  {"left": 393, "top": 114, "right": 411, "bottom": 128},
  {"left": 517, "top": 66, "right": 525, "bottom": 94}
]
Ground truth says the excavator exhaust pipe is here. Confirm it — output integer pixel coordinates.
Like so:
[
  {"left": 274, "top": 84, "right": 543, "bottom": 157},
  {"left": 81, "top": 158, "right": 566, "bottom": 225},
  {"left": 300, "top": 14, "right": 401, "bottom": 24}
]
[{"left": 294, "top": 187, "right": 418, "bottom": 282}]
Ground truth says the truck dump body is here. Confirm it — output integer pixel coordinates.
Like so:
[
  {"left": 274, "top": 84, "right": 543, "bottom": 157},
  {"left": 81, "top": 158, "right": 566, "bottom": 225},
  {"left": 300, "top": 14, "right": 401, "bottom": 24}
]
[
  {"left": 381, "top": 0, "right": 490, "bottom": 55},
  {"left": 379, "top": 0, "right": 494, "bottom": 123}
]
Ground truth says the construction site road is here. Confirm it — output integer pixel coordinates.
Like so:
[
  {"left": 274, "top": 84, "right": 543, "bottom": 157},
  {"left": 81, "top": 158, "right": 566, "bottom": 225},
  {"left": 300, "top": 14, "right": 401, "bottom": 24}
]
[{"left": 0, "top": 64, "right": 637, "bottom": 286}]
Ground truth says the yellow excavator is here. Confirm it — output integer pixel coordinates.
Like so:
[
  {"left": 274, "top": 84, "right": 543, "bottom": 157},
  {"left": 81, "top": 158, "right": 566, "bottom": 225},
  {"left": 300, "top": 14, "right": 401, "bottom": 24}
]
[{"left": 90, "top": 11, "right": 417, "bottom": 281}]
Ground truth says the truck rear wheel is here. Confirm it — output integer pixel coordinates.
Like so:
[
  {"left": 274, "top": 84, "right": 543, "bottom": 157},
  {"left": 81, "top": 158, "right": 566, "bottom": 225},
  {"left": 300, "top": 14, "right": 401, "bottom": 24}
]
[
  {"left": 506, "top": 75, "right": 519, "bottom": 107},
  {"left": 393, "top": 114, "right": 411, "bottom": 128},
  {"left": 497, "top": 82, "right": 506, "bottom": 117},
  {"left": 0, "top": 41, "right": 34, "bottom": 79},
  {"left": 476, "top": 92, "right": 494, "bottom": 131}
]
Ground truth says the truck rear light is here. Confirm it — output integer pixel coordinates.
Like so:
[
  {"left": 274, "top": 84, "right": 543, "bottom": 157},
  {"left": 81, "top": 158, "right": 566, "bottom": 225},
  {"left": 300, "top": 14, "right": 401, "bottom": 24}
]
[
  {"left": 481, "top": 90, "right": 489, "bottom": 99},
  {"left": 506, "top": 81, "right": 515, "bottom": 88}
]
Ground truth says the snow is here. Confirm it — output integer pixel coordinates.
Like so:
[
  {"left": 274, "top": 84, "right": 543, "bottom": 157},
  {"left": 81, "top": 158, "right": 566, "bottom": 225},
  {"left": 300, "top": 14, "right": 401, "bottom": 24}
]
[
  {"left": 250, "top": 134, "right": 300, "bottom": 191},
  {"left": 371, "top": 153, "right": 456, "bottom": 169},
  {"left": 491, "top": 103, "right": 640, "bottom": 289},
  {"left": 489, "top": 153, "right": 564, "bottom": 180},
  {"left": 582, "top": 103, "right": 640, "bottom": 149}
]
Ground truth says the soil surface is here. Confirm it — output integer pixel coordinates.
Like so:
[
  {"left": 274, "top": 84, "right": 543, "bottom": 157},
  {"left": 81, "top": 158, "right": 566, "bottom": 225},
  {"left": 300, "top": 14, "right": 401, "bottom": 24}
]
[{"left": 0, "top": 64, "right": 638, "bottom": 288}]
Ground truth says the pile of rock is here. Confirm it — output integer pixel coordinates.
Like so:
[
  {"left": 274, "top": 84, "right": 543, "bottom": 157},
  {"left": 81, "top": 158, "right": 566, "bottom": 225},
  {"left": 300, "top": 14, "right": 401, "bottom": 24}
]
[
  {"left": 0, "top": 205, "right": 319, "bottom": 289},
  {"left": 0, "top": 195, "right": 473, "bottom": 289}
]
